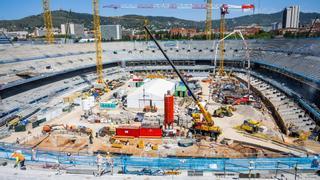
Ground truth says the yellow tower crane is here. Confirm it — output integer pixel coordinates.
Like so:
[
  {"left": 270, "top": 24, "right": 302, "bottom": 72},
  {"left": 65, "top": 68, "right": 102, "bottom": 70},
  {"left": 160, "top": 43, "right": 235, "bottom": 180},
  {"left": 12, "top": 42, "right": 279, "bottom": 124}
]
[
  {"left": 92, "top": 0, "right": 104, "bottom": 84},
  {"left": 42, "top": 0, "right": 54, "bottom": 44},
  {"left": 205, "top": 0, "right": 213, "bottom": 40},
  {"left": 218, "top": 4, "right": 228, "bottom": 76},
  {"left": 144, "top": 19, "right": 149, "bottom": 42}
]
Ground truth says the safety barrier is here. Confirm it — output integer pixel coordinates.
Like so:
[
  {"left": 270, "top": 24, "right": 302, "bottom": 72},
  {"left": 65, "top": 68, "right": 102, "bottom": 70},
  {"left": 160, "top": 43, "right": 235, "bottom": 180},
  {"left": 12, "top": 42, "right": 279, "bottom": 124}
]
[{"left": 0, "top": 142, "right": 317, "bottom": 173}]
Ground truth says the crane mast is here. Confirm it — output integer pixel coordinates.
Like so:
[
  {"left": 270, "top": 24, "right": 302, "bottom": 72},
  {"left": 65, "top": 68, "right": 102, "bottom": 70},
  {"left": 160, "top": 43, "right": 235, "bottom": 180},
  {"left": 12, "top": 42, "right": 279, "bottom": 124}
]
[
  {"left": 93, "top": 0, "right": 104, "bottom": 84},
  {"left": 217, "top": 4, "right": 255, "bottom": 76},
  {"left": 144, "top": 19, "right": 149, "bottom": 42},
  {"left": 42, "top": 0, "right": 54, "bottom": 44},
  {"left": 218, "top": 4, "right": 229, "bottom": 76},
  {"left": 205, "top": 0, "right": 212, "bottom": 40}
]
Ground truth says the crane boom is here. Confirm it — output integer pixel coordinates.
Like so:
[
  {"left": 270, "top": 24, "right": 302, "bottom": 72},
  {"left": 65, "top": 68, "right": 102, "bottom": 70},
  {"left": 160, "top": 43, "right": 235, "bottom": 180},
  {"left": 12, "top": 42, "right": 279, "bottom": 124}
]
[
  {"left": 144, "top": 26, "right": 214, "bottom": 125},
  {"left": 103, "top": 3, "right": 254, "bottom": 10},
  {"left": 42, "top": 0, "right": 54, "bottom": 44}
]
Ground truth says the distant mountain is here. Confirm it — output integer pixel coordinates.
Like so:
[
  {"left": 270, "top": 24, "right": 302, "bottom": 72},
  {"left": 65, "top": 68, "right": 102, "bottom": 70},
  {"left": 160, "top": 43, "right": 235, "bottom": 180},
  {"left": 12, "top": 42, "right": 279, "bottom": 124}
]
[{"left": 0, "top": 10, "right": 319, "bottom": 32}]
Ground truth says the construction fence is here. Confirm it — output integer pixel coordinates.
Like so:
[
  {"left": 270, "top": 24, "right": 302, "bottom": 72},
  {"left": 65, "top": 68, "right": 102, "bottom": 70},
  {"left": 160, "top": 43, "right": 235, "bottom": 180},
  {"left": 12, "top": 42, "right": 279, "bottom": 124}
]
[{"left": 0, "top": 142, "right": 318, "bottom": 173}]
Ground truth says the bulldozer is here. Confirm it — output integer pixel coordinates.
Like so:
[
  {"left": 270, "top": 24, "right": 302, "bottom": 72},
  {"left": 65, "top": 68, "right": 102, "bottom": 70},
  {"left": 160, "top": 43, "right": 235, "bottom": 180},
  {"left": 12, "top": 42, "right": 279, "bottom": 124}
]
[
  {"left": 213, "top": 106, "right": 235, "bottom": 118},
  {"left": 144, "top": 26, "right": 221, "bottom": 140},
  {"left": 240, "top": 119, "right": 262, "bottom": 133}
]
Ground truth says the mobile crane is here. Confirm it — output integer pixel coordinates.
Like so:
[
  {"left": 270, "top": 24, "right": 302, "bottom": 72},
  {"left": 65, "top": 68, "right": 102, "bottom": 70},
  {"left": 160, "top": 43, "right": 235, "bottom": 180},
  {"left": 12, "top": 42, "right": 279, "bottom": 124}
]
[{"left": 144, "top": 26, "right": 221, "bottom": 140}]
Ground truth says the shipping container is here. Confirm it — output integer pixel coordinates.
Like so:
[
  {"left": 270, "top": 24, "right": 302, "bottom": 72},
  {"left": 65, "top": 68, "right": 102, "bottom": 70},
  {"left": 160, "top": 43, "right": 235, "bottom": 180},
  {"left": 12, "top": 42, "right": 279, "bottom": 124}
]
[
  {"left": 136, "top": 82, "right": 144, "bottom": 87},
  {"left": 116, "top": 126, "right": 140, "bottom": 137},
  {"left": 140, "top": 127, "right": 162, "bottom": 137},
  {"left": 32, "top": 118, "right": 46, "bottom": 128},
  {"left": 100, "top": 101, "right": 117, "bottom": 109},
  {"left": 14, "top": 124, "right": 26, "bottom": 132}
]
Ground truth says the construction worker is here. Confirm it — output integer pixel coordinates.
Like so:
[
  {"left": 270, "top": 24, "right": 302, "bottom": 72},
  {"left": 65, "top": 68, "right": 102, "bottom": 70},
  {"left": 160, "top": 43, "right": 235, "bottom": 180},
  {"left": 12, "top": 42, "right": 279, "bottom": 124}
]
[
  {"left": 311, "top": 156, "right": 319, "bottom": 168},
  {"left": 96, "top": 153, "right": 104, "bottom": 176},
  {"left": 11, "top": 150, "right": 25, "bottom": 169},
  {"left": 106, "top": 152, "right": 113, "bottom": 175},
  {"left": 89, "top": 133, "right": 93, "bottom": 144},
  {"left": 67, "top": 152, "right": 75, "bottom": 166},
  {"left": 31, "top": 148, "right": 37, "bottom": 161}
]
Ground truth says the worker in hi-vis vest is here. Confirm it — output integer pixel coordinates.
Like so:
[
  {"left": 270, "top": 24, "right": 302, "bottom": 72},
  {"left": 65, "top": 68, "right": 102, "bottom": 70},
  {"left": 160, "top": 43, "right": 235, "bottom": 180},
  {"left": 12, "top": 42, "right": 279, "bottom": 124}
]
[{"left": 11, "top": 150, "right": 26, "bottom": 169}]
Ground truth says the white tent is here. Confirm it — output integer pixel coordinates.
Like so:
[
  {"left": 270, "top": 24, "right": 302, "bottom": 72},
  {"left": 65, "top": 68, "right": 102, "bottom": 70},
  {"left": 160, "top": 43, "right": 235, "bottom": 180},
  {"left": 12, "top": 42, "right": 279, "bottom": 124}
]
[{"left": 127, "top": 79, "right": 175, "bottom": 109}]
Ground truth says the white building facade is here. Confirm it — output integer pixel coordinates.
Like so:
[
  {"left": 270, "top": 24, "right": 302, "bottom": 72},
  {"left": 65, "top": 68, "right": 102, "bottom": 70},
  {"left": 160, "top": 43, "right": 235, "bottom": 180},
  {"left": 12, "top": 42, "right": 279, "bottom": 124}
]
[
  {"left": 282, "top": 5, "right": 300, "bottom": 28},
  {"left": 101, "top": 25, "right": 122, "bottom": 40},
  {"left": 61, "top": 23, "right": 85, "bottom": 37}
]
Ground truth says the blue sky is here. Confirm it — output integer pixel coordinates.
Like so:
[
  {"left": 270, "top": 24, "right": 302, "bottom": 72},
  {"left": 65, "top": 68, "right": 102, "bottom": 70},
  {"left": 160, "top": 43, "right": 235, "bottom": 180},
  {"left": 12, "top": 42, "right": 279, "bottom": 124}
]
[{"left": 0, "top": 0, "right": 319, "bottom": 21}]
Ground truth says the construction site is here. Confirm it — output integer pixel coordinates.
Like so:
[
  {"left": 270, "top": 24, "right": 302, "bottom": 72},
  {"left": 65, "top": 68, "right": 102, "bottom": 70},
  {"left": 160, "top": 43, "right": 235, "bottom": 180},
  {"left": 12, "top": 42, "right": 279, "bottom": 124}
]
[{"left": 0, "top": 0, "right": 320, "bottom": 179}]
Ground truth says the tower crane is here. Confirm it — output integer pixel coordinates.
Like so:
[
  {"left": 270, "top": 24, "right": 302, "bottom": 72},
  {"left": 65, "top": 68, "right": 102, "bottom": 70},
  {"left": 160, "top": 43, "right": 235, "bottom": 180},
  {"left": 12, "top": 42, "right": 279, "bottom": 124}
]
[
  {"left": 217, "top": 4, "right": 254, "bottom": 76},
  {"left": 144, "top": 19, "right": 149, "bottom": 42},
  {"left": 205, "top": 0, "right": 212, "bottom": 40},
  {"left": 92, "top": 0, "right": 104, "bottom": 84},
  {"left": 42, "top": 0, "right": 54, "bottom": 44}
]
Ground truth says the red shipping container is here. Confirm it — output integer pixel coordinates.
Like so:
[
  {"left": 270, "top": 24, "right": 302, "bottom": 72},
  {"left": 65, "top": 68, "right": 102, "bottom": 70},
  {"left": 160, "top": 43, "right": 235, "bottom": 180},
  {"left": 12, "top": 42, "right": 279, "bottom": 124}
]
[
  {"left": 140, "top": 127, "right": 162, "bottom": 137},
  {"left": 116, "top": 126, "right": 140, "bottom": 137},
  {"left": 132, "top": 78, "right": 143, "bottom": 82}
]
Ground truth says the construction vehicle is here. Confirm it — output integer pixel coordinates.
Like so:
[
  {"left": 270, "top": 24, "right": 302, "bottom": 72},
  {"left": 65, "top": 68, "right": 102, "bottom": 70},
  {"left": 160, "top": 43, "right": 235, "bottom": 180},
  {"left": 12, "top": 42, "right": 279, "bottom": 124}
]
[
  {"left": 143, "top": 105, "right": 157, "bottom": 113},
  {"left": 77, "top": 126, "right": 93, "bottom": 135},
  {"left": 98, "top": 126, "right": 116, "bottom": 137},
  {"left": 151, "top": 144, "right": 158, "bottom": 150},
  {"left": 7, "top": 115, "right": 21, "bottom": 129},
  {"left": 137, "top": 140, "right": 144, "bottom": 149},
  {"left": 288, "top": 124, "right": 312, "bottom": 141},
  {"left": 111, "top": 140, "right": 123, "bottom": 148},
  {"left": 310, "top": 126, "right": 320, "bottom": 142},
  {"left": 145, "top": 27, "right": 221, "bottom": 140},
  {"left": 42, "top": 124, "right": 66, "bottom": 133},
  {"left": 240, "top": 119, "right": 262, "bottom": 133},
  {"left": 164, "top": 170, "right": 181, "bottom": 175},
  {"left": 213, "top": 106, "right": 235, "bottom": 118}
]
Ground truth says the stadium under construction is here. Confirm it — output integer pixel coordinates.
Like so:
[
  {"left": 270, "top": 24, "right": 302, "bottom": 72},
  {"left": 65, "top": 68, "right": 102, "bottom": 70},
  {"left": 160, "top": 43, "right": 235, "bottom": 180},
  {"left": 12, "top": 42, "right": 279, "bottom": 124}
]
[{"left": 0, "top": 1, "right": 320, "bottom": 179}]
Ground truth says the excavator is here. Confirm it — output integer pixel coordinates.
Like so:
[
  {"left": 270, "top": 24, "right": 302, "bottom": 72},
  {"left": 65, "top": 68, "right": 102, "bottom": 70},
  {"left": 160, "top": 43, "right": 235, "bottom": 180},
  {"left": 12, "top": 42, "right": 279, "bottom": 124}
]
[{"left": 144, "top": 27, "right": 221, "bottom": 140}]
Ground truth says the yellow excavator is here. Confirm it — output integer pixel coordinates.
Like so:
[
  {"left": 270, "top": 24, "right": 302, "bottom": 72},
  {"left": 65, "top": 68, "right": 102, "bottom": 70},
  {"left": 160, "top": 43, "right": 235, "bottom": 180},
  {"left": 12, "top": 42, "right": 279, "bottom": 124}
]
[{"left": 144, "top": 26, "right": 221, "bottom": 140}]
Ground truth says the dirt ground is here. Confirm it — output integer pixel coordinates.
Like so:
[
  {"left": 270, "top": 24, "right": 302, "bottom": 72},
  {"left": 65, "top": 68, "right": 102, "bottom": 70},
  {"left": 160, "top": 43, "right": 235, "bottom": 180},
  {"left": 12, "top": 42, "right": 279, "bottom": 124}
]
[{"left": 2, "top": 75, "right": 317, "bottom": 158}]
